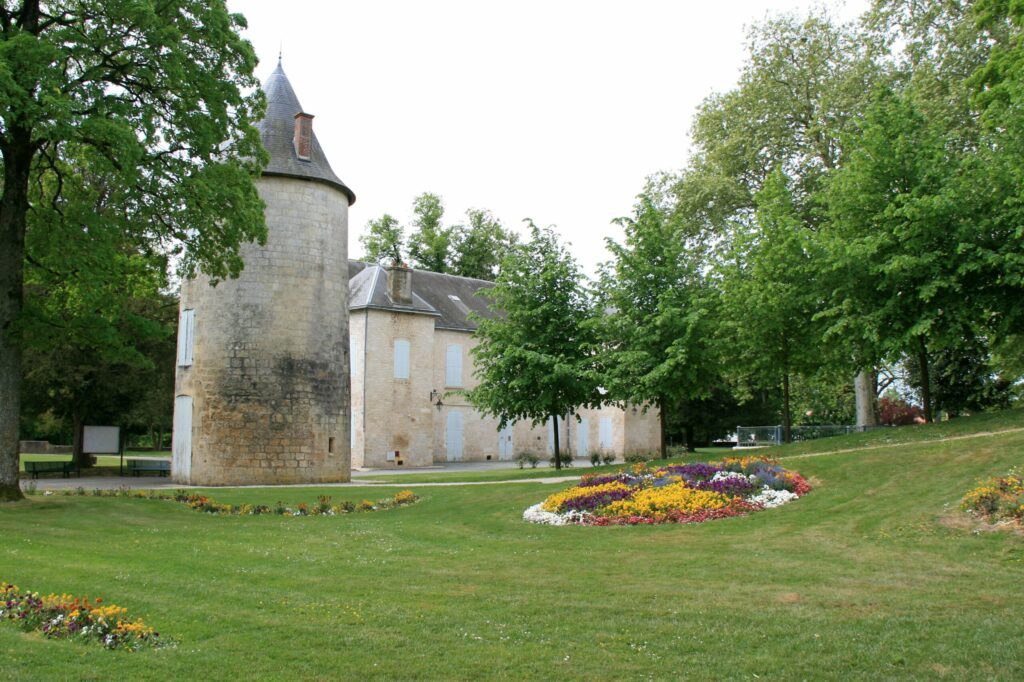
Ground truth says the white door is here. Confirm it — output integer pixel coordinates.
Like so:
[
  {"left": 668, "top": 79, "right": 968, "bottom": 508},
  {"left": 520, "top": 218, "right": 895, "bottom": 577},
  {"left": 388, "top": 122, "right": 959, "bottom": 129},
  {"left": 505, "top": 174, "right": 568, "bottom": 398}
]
[
  {"left": 172, "top": 395, "right": 193, "bottom": 482},
  {"left": 578, "top": 418, "right": 589, "bottom": 456},
  {"left": 498, "top": 425, "right": 514, "bottom": 460},
  {"left": 446, "top": 410, "right": 464, "bottom": 461},
  {"left": 599, "top": 417, "right": 613, "bottom": 451}
]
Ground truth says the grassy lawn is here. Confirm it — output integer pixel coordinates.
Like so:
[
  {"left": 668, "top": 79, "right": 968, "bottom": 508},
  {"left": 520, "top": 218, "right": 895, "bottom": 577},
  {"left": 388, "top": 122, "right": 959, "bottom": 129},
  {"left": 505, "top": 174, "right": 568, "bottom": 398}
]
[{"left": 2, "top": 410, "right": 1022, "bottom": 679}]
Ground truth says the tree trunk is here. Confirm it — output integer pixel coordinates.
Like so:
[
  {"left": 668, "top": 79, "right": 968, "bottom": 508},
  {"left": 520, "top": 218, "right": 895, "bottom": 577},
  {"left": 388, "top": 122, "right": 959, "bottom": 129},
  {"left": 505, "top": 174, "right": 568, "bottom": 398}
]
[
  {"left": 0, "top": 128, "right": 36, "bottom": 502},
  {"left": 917, "top": 336, "right": 933, "bottom": 423},
  {"left": 685, "top": 424, "right": 695, "bottom": 453},
  {"left": 854, "top": 370, "right": 878, "bottom": 429},
  {"left": 659, "top": 395, "right": 667, "bottom": 459},
  {"left": 782, "top": 373, "right": 792, "bottom": 444},
  {"left": 72, "top": 412, "right": 92, "bottom": 469},
  {"left": 552, "top": 414, "right": 561, "bottom": 470}
]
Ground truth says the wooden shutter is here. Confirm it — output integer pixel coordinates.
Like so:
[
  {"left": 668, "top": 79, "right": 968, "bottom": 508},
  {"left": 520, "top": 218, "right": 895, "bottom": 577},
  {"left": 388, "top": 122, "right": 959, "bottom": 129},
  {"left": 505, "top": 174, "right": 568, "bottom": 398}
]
[
  {"left": 446, "top": 344, "right": 463, "bottom": 386},
  {"left": 393, "top": 339, "right": 410, "bottom": 379}
]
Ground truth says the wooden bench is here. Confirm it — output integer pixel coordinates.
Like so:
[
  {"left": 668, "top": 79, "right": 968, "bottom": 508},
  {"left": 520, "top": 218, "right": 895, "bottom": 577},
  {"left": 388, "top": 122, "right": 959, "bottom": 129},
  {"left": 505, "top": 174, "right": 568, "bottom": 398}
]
[
  {"left": 24, "top": 460, "right": 77, "bottom": 479},
  {"left": 127, "top": 459, "right": 171, "bottom": 477}
]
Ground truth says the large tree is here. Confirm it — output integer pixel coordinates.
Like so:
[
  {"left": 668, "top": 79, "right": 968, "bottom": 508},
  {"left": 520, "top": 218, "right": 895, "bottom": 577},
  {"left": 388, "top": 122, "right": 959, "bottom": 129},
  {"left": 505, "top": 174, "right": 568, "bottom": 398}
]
[
  {"left": 0, "top": 1, "right": 268, "bottom": 500},
  {"left": 681, "top": 10, "right": 883, "bottom": 426},
  {"left": 718, "top": 169, "right": 825, "bottom": 441},
  {"left": 595, "top": 183, "right": 717, "bottom": 456},
  {"left": 466, "top": 222, "right": 597, "bottom": 469}
]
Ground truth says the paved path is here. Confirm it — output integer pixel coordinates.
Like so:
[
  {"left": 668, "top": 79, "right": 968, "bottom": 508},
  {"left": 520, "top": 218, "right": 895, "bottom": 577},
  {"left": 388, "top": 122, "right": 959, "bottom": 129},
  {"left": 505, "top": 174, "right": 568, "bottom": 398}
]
[{"left": 777, "top": 426, "right": 1024, "bottom": 461}]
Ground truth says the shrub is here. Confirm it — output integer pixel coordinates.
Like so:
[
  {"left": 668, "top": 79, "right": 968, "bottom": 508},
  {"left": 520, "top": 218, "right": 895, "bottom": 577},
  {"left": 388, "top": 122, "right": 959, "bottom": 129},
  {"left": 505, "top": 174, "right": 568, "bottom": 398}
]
[
  {"left": 589, "top": 452, "right": 601, "bottom": 466},
  {"left": 879, "top": 395, "right": 924, "bottom": 426},
  {"left": 601, "top": 453, "right": 616, "bottom": 465},
  {"left": 549, "top": 452, "right": 574, "bottom": 467},
  {"left": 515, "top": 452, "right": 541, "bottom": 469}
]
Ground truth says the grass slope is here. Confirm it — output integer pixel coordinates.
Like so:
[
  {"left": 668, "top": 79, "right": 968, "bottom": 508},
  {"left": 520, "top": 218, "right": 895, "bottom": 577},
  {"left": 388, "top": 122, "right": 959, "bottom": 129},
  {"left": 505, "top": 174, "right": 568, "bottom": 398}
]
[{"left": 2, "top": 410, "right": 1022, "bottom": 680}]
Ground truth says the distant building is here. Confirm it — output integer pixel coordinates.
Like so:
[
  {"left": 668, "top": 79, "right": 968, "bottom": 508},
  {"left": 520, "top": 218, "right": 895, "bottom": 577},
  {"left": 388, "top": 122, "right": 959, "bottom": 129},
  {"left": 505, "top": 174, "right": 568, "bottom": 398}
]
[{"left": 348, "top": 261, "right": 660, "bottom": 468}]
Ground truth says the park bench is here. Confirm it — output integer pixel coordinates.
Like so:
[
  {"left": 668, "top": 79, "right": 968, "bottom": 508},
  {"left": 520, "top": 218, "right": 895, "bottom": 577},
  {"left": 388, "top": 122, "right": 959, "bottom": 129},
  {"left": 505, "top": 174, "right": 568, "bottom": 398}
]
[
  {"left": 127, "top": 459, "right": 171, "bottom": 477},
  {"left": 24, "top": 460, "right": 77, "bottom": 479}
]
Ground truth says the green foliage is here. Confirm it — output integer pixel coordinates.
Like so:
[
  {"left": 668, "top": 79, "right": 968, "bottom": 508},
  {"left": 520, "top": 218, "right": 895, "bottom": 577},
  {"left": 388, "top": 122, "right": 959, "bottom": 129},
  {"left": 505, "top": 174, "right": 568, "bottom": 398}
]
[
  {"left": 514, "top": 452, "right": 540, "bottom": 469},
  {"left": 359, "top": 213, "right": 404, "bottom": 264},
  {"left": 0, "top": 1, "right": 267, "bottom": 497},
  {"left": 595, "top": 183, "right": 718, "bottom": 456},
  {"left": 466, "top": 223, "right": 598, "bottom": 467},
  {"left": 450, "top": 208, "right": 518, "bottom": 281},
  {"left": 406, "top": 192, "right": 455, "bottom": 273}
]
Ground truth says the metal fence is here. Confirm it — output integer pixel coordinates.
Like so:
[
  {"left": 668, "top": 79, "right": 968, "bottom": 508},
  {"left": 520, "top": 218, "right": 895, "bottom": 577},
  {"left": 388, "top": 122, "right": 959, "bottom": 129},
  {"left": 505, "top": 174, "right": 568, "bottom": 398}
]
[{"left": 735, "top": 424, "right": 862, "bottom": 448}]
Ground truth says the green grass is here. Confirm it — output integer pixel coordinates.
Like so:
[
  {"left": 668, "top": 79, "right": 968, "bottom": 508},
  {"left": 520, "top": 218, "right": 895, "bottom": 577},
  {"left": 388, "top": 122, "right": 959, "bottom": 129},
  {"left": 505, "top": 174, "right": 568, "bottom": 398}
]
[{"left": 2, "top": 410, "right": 1023, "bottom": 679}]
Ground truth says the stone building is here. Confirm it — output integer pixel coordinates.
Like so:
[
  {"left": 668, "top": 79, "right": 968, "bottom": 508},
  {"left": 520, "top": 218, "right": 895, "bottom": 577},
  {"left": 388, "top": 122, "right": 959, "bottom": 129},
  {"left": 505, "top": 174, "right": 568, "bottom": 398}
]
[
  {"left": 171, "top": 61, "right": 660, "bottom": 483},
  {"left": 348, "top": 262, "right": 661, "bottom": 468},
  {"left": 171, "top": 60, "right": 355, "bottom": 485}
]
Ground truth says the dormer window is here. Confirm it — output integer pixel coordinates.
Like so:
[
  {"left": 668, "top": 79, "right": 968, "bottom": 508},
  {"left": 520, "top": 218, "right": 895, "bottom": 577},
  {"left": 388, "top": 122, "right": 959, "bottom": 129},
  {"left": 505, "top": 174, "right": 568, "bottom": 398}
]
[{"left": 294, "top": 112, "right": 314, "bottom": 161}]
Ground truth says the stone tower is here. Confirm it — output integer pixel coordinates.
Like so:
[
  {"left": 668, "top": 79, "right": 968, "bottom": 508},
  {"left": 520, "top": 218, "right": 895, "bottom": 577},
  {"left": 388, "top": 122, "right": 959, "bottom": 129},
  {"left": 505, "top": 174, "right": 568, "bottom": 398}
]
[{"left": 171, "top": 60, "right": 355, "bottom": 485}]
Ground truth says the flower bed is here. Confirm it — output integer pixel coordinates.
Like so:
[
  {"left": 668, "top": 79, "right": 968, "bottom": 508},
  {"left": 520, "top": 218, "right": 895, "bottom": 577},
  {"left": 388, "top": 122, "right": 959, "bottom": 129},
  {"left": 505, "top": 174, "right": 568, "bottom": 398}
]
[
  {"left": 961, "top": 469, "right": 1023, "bottom": 527},
  {"left": 48, "top": 488, "right": 419, "bottom": 517},
  {"left": 0, "top": 582, "right": 165, "bottom": 651},
  {"left": 524, "top": 457, "right": 811, "bottom": 526}
]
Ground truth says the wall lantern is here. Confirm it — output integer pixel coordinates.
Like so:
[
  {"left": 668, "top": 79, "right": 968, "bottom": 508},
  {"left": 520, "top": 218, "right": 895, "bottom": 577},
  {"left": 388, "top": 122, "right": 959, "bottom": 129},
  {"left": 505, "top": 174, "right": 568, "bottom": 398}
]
[{"left": 429, "top": 389, "right": 444, "bottom": 411}]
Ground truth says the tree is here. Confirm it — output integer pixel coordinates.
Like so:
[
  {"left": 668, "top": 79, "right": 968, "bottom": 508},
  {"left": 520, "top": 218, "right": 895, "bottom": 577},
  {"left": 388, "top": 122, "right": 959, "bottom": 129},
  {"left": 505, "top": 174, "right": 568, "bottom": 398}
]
[
  {"left": 359, "top": 213, "right": 404, "bottom": 264},
  {"left": 594, "top": 184, "right": 717, "bottom": 456},
  {"left": 406, "top": 192, "right": 454, "bottom": 273},
  {"left": 682, "top": 10, "right": 883, "bottom": 426},
  {"left": 822, "top": 88, "right": 968, "bottom": 423},
  {"left": 0, "top": 1, "right": 267, "bottom": 500},
  {"left": 450, "top": 208, "right": 518, "bottom": 280},
  {"left": 466, "top": 222, "right": 598, "bottom": 469},
  {"left": 718, "top": 169, "right": 826, "bottom": 442}
]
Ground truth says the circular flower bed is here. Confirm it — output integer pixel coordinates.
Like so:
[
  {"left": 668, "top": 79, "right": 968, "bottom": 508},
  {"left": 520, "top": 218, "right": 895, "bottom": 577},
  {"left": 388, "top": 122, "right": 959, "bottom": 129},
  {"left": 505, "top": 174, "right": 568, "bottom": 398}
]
[
  {"left": 524, "top": 456, "right": 812, "bottom": 526},
  {"left": 961, "top": 468, "right": 1023, "bottom": 529}
]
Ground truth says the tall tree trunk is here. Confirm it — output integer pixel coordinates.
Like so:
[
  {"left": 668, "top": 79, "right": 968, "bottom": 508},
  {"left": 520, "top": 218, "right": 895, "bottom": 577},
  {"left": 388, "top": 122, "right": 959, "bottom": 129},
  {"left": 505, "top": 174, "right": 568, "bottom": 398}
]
[
  {"left": 659, "top": 395, "right": 667, "bottom": 459},
  {"left": 72, "top": 412, "right": 92, "bottom": 469},
  {"left": 0, "top": 128, "right": 36, "bottom": 502},
  {"left": 917, "top": 336, "right": 933, "bottom": 423},
  {"left": 552, "top": 414, "right": 561, "bottom": 470},
  {"left": 854, "top": 370, "right": 878, "bottom": 429},
  {"left": 782, "top": 373, "right": 792, "bottom": 444},
  {"left": 685, "top": 424, "right": 695, "bottom": 453}
]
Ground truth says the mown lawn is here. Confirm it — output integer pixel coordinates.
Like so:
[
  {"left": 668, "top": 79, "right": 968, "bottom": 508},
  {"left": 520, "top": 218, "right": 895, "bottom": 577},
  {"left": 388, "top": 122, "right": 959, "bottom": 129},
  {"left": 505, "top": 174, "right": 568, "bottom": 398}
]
[{"left": 2, "top": 410, "right": 1022, "bottom": 680}]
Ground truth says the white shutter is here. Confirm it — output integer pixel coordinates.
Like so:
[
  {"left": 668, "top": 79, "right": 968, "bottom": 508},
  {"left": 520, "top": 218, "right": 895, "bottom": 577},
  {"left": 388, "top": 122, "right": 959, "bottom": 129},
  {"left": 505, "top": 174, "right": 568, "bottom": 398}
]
[
  {"left": 599, "top": 417, "right": 613, "bottom": 450},
  {"left": 578, "top": 418, "right": 589, "bottom": 455},
  {"left": 393, "top": 339, "right": 410, "bottom": 379},
  {"left": 445, "top": 344, "right": 463, "bottom": 386},
  {"left": 177, "top": 309, "right": 195, "bottom": 367}
]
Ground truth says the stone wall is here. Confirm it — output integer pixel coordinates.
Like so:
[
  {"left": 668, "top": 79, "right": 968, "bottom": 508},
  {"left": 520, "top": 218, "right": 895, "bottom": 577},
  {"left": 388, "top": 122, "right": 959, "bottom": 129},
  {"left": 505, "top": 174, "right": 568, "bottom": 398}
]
[{"left": 174, "top": 176, "right": 351, "bottom": 485}]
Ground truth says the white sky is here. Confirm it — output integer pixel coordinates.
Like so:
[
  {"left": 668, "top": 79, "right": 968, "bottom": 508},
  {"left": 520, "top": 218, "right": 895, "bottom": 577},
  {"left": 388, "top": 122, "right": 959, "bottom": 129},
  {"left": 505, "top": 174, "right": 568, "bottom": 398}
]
[{"left": 228, "top": 0, "right": 869, "bottom": 276}]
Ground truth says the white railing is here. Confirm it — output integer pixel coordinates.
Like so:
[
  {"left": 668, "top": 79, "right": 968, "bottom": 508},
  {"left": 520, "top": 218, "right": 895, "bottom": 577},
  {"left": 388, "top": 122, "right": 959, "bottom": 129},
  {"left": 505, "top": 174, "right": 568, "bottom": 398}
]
[{"left": 735, "top": 424, "right": 861, "bottom": 448}]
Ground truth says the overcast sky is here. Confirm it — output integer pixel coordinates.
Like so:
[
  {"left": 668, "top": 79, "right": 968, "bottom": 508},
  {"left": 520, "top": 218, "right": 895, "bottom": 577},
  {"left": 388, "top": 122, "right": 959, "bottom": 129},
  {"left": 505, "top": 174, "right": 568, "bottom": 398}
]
[{"left": 227, "top": 0, "right": 869, "bottom": 276}]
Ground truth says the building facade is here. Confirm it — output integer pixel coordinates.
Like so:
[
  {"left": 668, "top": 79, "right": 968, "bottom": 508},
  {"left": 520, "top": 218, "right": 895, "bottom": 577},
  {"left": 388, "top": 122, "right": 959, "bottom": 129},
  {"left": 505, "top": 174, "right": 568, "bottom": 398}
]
[{"left": 348, "top": 263, "right": 660, "bottom": 468}]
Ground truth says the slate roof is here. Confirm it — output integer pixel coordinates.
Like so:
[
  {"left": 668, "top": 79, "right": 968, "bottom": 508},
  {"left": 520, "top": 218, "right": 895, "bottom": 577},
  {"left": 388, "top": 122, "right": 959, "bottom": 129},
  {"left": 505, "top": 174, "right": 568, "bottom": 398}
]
[
  {"left": 257, "top": 60, "right": 356, "bottom": 204},
  {"left": 348, "top": 261, "right": 498, "bottom": 332}
]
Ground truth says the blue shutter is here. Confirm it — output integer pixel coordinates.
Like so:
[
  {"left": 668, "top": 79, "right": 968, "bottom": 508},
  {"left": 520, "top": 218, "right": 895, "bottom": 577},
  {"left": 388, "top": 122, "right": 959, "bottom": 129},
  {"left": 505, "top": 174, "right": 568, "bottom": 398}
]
[
  {"left": 446, "top": 344, "right": 463, "bottom": 386},
  {"left": 394, "top": 339, "right": 410, "bottom": 379}
]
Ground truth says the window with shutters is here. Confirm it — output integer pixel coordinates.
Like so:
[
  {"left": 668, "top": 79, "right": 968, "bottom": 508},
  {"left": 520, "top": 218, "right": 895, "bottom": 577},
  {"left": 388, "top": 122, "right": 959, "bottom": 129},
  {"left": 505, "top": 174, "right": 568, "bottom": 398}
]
[
  {"left": 445, "top": 344, "right": 463, "bottom": 387},
  {"left": 394, "top": 339, "right": 410, "bottom": 379},
  {"left": 177, "top": 309, "right": 196, "bottom": 367}
]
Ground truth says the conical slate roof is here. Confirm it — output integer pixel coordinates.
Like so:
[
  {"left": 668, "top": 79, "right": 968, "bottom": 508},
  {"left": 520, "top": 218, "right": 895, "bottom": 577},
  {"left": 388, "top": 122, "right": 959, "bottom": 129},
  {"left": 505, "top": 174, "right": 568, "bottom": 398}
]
[{"left": 257, "top": 60, "right": 355, "bottom": 204}]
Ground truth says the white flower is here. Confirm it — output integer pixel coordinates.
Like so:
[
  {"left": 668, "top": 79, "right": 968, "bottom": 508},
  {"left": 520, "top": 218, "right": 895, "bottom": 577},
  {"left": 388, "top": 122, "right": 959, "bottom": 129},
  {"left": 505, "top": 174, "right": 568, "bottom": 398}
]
[
  {"left": 522, "top": 503, "right": 590, "bottom": 526},
  {"left": 749, "top": 487, "right": 798, "bottom": 508}
]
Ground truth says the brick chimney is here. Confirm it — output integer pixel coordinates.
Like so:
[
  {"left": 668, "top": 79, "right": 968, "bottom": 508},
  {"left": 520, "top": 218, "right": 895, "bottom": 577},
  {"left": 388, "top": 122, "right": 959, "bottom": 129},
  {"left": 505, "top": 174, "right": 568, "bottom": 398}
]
[
  {"left": 294, "top": 112, "right": 314, "bottom": 160},
  {"left": 386, "top": 264, "right": 412, "bottom": 305}
]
